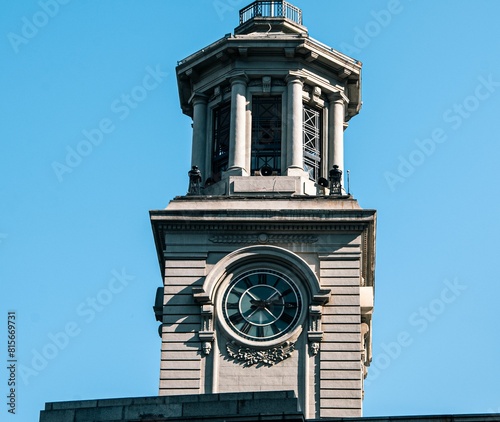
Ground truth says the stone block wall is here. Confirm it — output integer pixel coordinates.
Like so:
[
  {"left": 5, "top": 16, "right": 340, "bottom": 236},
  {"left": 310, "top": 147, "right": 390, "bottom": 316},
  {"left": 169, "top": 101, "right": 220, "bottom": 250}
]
[{"left": 151, "top": 197, "right": 376, "bottom": 419}]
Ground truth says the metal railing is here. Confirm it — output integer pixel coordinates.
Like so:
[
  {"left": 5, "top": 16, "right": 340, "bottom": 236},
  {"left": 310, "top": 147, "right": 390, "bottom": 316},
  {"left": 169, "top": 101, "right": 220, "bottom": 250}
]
[{"left": 239, "top": 1, "right": 302, "bottom": 25}]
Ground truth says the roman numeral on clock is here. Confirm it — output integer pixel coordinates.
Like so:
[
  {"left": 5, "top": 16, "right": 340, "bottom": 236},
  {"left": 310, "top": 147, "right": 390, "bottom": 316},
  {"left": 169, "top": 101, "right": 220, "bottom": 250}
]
[
  {"left": 229, "top": 313, "right": 244, "bottom": 324},
  {"left": 279, "top": 312, "right": 294, "bottom": 324},
  {"left": 270, "top": 324, "right": 281, "bottom": 335},
  {"left": 257, "top": 326, "right": 265, "bottom": 337},
  {"left": 242, "top": 277, "right": 253, "bottom": 288},
  {"left": 240, "top": 322, "right": 252, "bottom": 334}
]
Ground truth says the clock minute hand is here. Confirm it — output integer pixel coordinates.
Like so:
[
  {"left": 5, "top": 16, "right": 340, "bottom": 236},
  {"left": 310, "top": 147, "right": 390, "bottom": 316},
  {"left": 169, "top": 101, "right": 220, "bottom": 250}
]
[{"left": 263, "top": 291, "right": 280, "bottom": 305}]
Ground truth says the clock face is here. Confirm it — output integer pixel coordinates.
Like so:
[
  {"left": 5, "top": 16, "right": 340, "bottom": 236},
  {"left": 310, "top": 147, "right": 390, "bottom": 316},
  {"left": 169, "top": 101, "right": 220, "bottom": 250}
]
[{"left": 222, "top": 269, "right": 302, "bottom": 342}]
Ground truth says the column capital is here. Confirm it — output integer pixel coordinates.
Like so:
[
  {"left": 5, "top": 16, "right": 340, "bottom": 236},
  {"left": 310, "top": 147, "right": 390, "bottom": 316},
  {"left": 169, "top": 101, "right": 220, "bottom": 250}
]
[
  {"left": 285, "top": 72, "right": 304, "bottom": 85},
  {"left": 189, "top": 92, "right": 209, "bottom": 106},
  {"left": 230, "top": 73, "right": 249, "bottom": 86},
  {"left": 327, "top": 91, "right": 349, "bottom": 104}
]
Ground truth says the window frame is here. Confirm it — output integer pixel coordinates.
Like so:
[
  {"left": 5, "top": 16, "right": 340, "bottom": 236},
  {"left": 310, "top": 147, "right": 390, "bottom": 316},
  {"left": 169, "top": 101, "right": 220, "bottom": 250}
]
[
  {"left": 303, "top": 103, "right": 323, "bottom": 182},
  {"left": 211, "top": 101, "right": 231, "bottom": 182},
  {"left": 250, "top": 95, "right": 283, "bottom": 176}
]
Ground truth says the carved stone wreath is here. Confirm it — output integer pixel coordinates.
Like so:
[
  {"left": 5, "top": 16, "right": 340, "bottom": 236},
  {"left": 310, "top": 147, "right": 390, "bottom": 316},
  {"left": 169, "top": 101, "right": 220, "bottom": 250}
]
[{"left": 226, "top": 341, "right": 295, "bottom": 367}]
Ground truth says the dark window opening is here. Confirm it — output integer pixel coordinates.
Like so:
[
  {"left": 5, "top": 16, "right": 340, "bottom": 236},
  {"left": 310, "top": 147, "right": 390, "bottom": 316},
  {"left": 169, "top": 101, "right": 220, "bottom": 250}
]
[
  {"left": 212, "top": 102, "right": 231, "bottom": 181},
  {"left": 251, "top": 96, "right": 282, "bottom": 175}
]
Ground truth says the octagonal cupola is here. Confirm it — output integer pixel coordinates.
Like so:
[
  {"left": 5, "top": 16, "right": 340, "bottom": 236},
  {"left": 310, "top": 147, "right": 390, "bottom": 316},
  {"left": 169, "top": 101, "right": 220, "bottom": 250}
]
[{"left": 176, "top": 0, "right": 362, "bottom": 196}]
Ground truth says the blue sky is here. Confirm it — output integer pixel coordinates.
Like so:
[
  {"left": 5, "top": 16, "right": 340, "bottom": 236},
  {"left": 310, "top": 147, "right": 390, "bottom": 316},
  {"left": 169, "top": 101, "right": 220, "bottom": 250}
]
[{"left": 2, "top": 0, "right": 500, "bottom": 420}]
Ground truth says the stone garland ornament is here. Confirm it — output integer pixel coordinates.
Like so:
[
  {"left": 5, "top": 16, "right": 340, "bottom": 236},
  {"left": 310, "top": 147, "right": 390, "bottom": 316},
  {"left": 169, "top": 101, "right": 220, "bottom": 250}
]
[{"left": 226, "top": 341, "right": 295, "bottom": 367}]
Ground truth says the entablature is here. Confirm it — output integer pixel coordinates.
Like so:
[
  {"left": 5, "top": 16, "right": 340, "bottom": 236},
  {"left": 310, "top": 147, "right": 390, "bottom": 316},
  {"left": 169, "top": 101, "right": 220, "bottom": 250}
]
[{"left": 177, "top": 34, "right": 361, "bottom": 117}]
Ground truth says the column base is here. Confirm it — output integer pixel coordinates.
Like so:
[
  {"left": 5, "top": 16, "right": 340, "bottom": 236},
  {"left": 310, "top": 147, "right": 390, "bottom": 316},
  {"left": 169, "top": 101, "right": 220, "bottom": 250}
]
[
  {"left": 286, "top": 167, "right": 309, "bottom": 178},
  {"left": 222, "top": 167, "right": 249, "bottom": 178}
]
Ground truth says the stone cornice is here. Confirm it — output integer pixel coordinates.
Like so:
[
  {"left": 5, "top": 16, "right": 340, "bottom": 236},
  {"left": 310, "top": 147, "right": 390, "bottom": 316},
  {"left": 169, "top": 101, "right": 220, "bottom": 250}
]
[
  {"left": 150, "top": 205, "right": 375, "bottom": 253},
  {"left": 151, "top": 207, "right": 375, "bottom": 223},
  {"left": 150, "top": 203, "right": 376, "bottom": 289}
]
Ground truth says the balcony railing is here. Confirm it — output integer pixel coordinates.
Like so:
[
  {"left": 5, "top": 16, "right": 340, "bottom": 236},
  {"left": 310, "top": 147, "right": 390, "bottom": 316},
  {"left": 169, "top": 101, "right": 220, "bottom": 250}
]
[{"left": 239, "top": 1, "right": 302, "bottom": 25}]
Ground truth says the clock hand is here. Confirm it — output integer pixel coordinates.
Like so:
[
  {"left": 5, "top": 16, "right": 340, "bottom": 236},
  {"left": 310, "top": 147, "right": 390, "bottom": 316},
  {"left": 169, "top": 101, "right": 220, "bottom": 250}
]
[
  {"left": 268, "top": 302, "right": 297, "bottom": 308},
  {"left": 246, "top": 291, "right": 259, "bottom": 301},
  {"left": 246, "top": 307, "right": 261, "bottom": 319},
  {"left": 261, "top": 306, "right": 277, "bottom": 318},
  {"left": 264, "top": 291, "right": 279, "bottom": 303},
  {"left": 264, "top": 295, "right": 284, "bottom": 308},
  {"left": 250, "top": 298, "right": 267, "bottom": 308}
]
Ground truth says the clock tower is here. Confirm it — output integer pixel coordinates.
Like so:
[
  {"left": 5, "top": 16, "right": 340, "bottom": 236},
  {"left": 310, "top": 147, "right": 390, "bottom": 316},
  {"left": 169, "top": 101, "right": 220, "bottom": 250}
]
[{"left": 150, "top": 2, "right": 376, "bottom": 419}]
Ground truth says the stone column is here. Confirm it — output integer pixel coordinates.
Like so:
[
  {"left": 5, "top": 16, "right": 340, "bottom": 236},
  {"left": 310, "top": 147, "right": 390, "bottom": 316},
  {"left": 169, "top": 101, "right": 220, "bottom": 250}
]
[
  {"left": 191, "top": 94, "right": 208, "bottom": 180},
  {"left": 228, "top": 75, "right": 248, "bottom": 175},
  {"left": 328, "top": 92, "right": 348, "bottom": 187},
  {"left": 286, "top": 74, "right": 304, "bottom": 175}
]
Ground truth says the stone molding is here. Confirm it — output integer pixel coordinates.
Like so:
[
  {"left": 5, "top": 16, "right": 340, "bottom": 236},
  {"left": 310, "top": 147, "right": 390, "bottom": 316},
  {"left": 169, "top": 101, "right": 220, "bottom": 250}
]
[{"left": 158, "top": 223, "right": 368, "bottom": 232}]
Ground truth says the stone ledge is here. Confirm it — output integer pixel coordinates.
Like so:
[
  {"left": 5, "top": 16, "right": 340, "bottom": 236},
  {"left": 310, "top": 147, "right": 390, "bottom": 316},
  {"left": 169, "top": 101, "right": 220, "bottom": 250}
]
[
  {"left": 40, "top": 393, "right": 500, "bottom": 422},
  {"left": 40, "top": 391, "right": 302, "bottom": 422}
]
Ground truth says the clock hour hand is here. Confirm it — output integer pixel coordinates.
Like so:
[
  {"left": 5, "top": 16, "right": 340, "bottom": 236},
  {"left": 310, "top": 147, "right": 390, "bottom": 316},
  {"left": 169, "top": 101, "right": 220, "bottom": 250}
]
[{"left": 249, "top": 298, "right": 267, "bottom": 309}]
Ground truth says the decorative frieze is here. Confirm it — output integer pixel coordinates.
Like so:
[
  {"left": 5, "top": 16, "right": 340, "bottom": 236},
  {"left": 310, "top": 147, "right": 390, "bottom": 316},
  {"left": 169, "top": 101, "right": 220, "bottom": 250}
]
[
  {"left": 157, "top": 222, "right": 368, "bottom": 233},
  {"left": 209, "top": 233, "right": 318, "bottom": 245}
]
